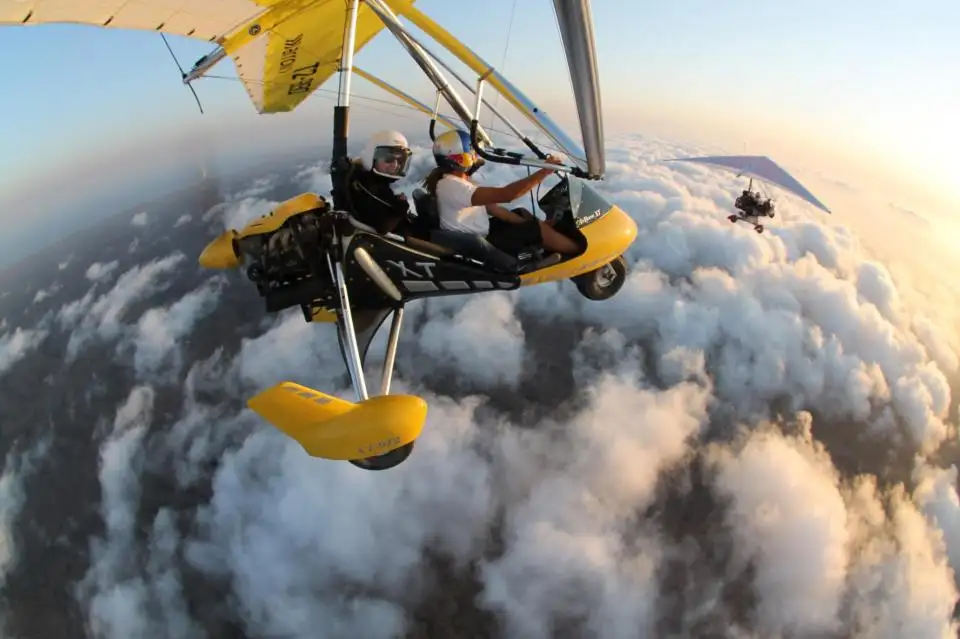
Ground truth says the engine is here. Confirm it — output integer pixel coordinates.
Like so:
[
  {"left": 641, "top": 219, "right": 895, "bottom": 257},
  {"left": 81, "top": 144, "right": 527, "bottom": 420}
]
[{"left": 233, "top": 204, "right": 338, "bottom": 315}]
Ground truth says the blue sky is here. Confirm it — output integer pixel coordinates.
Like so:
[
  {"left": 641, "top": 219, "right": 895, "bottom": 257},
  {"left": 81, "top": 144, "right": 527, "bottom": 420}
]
[{"left": 1, "top": 0, "right": 956, "bottom": 211}]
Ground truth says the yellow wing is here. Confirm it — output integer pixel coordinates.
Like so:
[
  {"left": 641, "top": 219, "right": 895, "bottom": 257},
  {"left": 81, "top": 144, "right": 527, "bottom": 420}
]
[
  {"left": 219, "top": 0, "right": 415, "bottom": 113},
  {"left": 0, "top": 0, "right": 413, "bottom": 114}
]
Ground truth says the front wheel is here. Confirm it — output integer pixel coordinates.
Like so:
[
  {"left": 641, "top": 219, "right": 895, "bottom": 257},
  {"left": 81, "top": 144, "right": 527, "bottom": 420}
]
[
  {"left": 573, "top": 255, "right": 627, "bottom": 301},
  {"left": 348, "top": 441, "right": 415, "bottom": 471}
]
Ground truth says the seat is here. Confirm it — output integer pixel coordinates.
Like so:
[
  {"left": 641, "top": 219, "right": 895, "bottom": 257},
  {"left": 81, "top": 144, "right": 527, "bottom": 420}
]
[{"left": 409, "top": 188, "right": 441, "bottom": 236}]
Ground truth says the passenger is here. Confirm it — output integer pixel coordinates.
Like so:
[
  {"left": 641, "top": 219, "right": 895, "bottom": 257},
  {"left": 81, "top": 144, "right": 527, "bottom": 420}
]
[
  {"left": 348, "top": 130, "right": 413, "bottom": 235},
  {"left": 422, "top": 129, "right": 579, "bottom": 256},
  {"left": 758, "top": 197, "right": 774, "bottom": 216}
]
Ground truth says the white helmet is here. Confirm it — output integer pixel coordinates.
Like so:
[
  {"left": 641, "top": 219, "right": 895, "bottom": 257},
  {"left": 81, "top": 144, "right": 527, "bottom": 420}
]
[{"left": 361, "top": 130, "right": 412, "bottom": 180}]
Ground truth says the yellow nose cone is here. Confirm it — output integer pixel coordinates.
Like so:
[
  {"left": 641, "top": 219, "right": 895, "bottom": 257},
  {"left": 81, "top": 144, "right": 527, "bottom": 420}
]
[{"left": 199, "top": 230, "right": 240, "bottom": 269}]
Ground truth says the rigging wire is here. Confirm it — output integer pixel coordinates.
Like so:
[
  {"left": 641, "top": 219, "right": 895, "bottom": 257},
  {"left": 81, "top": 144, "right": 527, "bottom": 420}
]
[
  {"left": 154, "top": 1, "right": 574, "bottom": 190},
  {"left": 176, "top": 0, "right": 569, "bottom": 169},
  {"left": 197, "top": 73, "right": 569, "bottom": 157},
  {"left": 489, "top": 0, "right": 518, "bottom": 131},
  {"left": 487, "top": 0, "right": 536, "bottom": 212},
  {"left": 160, "top": 33, "right": 204, "bottom": 114}
]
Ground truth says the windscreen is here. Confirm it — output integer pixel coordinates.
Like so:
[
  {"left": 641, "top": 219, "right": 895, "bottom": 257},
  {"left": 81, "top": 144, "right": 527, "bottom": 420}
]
[{"left": 539, "top": 177, "right": 613, "bottom": 227}]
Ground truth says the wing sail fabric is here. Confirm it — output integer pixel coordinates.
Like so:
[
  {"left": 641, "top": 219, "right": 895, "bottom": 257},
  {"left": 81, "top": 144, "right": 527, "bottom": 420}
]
[
  {"left": 222, "top": 0, "right": 404, "bottom": 113},
  {"left": 0, "top": 0, "right": 265, "bottom": 42}
]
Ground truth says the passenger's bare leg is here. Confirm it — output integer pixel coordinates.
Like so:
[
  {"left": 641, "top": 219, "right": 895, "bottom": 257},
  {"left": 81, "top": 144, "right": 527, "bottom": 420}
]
[{"left": 537, "top": 220, "right": 579, "bottom": 254}]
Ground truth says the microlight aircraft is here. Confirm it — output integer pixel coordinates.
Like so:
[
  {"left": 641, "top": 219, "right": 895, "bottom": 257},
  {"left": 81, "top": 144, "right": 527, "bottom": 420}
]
[
  {"left": 3, "top": 0, "right": 639, "bottom": 470},
  {"left": 667, "top": 155, "right": 832, "bottom": 233}
]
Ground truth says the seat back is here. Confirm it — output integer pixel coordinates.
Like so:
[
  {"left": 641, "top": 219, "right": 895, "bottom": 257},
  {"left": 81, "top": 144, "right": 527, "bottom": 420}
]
[{"left": 411, "top": 188, "right": 441, "bottom": 231}]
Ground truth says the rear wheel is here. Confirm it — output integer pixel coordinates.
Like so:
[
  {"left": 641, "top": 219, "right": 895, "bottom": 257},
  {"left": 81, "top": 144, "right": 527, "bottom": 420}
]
[
  {"left": 348, "top": 441, "right": 415, "bottom": 471},
  {"left": 573, "top": 255, "right": 627, "bottom": 301}
]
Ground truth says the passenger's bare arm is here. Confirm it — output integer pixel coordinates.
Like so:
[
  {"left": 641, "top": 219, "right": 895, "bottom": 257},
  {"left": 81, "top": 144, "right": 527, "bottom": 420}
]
[{"left": 468, "top": 154, "right": 563, "bottom": 207}]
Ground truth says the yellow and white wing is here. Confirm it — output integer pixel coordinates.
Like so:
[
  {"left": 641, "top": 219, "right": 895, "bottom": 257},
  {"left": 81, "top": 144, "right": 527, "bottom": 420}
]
[
  {"left": 0, "top": 0, "right": 413, "bottom": 114},
  {"left": 220, "top": 0, "right": 412, "bottom": 113}
]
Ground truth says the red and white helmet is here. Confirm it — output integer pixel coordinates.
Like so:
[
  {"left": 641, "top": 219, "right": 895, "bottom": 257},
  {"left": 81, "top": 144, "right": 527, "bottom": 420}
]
[{"left": 432, "top": 129, "right": 478, "bottom": 172}]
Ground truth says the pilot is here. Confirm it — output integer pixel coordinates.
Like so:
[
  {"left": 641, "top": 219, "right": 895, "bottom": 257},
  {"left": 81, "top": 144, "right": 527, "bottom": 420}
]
[
  {"left": 423, "top": 128, "right": 578, "bottom": 256},
  {"left": 347, "top": 130, "right": 413, "bottom": 235},
  {"left": 737, "top": 188, "right": 762, "bottom": 215}
]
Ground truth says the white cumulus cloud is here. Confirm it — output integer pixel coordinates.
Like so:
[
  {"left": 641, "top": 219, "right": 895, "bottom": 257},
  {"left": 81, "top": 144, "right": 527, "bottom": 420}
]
[
  {"left": 85, "top": 260, "right": 119, "bottom": 282},
  {"left": 61, "top": 253, "right": 186, "bottom": 360}
]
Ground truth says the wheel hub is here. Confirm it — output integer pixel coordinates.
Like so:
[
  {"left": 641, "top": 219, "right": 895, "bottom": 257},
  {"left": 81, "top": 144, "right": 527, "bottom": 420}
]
[{"left": 596, "top": 263, "right": 618, "bottom": 288}]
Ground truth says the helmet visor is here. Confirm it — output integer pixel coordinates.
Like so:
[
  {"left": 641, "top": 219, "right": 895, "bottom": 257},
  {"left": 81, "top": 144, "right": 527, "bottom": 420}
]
[{"left": 372, "top": 145, "right": 411, "bottom": 177}]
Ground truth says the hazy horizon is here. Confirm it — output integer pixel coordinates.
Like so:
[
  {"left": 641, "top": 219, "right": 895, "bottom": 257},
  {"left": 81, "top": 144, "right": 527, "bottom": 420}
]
[
  {"left": 1, "top": 0, "right": 956, "bottom": 215},
  {"left": 1, "top": 105, "right": 952, "bottom": 280}
]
